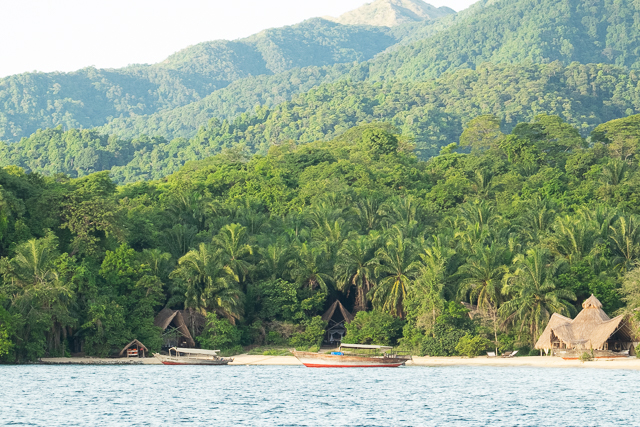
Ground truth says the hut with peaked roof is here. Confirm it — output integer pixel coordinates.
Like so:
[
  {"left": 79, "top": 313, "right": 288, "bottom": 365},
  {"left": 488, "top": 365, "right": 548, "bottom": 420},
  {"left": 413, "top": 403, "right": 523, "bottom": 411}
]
[
  {"left": 322, "top": 300, "right": 354, "bottom": 345},
  {"left": 119, "top": 339, "right": 148, "bottom": 358},
  {"left": 153, "top": 307, "right": 196, "bottom": 349},
  {"left": 535, "top": 295, "right": 637, "bottom": 357}
]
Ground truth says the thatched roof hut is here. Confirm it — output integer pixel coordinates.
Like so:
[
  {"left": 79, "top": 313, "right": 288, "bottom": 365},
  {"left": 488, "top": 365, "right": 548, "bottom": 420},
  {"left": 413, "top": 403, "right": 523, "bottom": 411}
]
[
  {"left": 153, "top": 307, "right": 196, "bottom": 348},
  {"left": 322, "top": 300, "right": 354, "bottom": 324},
  {"left": 322, "top": 300, "right": 354, "bottom": 345},
  {"left": 119, "top": 339, "right": 148, "bottom": 358},
  {"left": 535, "top": 295, "right": 636, "bottom": 353}
]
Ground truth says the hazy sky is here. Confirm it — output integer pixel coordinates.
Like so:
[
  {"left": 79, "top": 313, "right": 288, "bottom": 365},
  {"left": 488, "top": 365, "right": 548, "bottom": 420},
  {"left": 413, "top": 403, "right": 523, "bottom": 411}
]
[{"left": 0, "top": 0, "right": 477, "bottom": 78}]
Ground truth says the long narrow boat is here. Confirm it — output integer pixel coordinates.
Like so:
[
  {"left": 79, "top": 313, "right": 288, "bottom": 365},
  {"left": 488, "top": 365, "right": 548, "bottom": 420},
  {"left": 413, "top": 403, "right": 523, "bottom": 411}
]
[
  {"left": 292, "top": 343, "right": 411, "bottom": 368},
  {"left": 153, "top": 347, "right": 233, "bottom": 365}
]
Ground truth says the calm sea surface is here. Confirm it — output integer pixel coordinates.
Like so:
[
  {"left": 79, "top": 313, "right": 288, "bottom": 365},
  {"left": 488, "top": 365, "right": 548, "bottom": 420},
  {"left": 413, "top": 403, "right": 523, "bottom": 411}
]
[{"left": 1, "top": 364, "right": 638, "bottom": 426}]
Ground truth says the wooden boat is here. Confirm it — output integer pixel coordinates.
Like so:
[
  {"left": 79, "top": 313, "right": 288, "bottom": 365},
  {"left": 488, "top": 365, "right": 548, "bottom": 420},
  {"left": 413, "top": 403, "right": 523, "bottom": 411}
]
[
  {"left": 153, "top": 347, "right": 233, "bottom": 365},
  {"left": 292, "top": 343, "right": 411, "bottom": 368},
  {"left": 556, "top": 349, "right": 630, "bottom": 360}
]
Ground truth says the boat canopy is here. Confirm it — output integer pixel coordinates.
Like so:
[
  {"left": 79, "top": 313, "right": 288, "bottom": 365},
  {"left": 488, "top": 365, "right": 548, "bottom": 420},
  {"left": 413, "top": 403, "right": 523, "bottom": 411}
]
[
  {"left": 339, "top": 344, "right": 393, "bottom": 350},
  {"left": 171, "top": 347, "right": 220, "bottom": 356}
]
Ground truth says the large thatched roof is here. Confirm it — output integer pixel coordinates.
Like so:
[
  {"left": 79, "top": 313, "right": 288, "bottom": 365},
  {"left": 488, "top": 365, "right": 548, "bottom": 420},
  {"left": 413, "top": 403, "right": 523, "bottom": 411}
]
[
  {"left": 322, "top": 300, "right": 354, "bottom": 323},
  {"left": 535, "top": 295, "right": 635, "bottom": 350},
  {"left": 153, "top": 307, "right": 196, "bottom": 347}
]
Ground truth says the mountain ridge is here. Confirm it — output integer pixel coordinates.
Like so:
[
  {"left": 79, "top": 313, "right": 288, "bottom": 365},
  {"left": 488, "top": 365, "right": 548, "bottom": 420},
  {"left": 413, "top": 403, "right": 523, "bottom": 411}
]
[{"left": 325, "top": 0, "right": 455, "bottom": 27}]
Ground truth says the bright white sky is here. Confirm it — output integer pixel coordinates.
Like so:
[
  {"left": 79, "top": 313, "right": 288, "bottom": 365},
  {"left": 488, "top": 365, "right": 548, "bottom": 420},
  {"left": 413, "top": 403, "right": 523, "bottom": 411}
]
[{"left": 0, "top": 0, "right": 477, "bottom": 78}]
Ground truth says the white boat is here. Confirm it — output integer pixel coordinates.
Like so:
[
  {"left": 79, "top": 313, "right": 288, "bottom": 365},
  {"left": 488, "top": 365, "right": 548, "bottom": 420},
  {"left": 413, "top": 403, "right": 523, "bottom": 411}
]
[
  {"left": 292, "top": 343, "right": 411, "bottom": 368},
  {"left": 153, "top": 347, "right": 233, "bottom": 365}
]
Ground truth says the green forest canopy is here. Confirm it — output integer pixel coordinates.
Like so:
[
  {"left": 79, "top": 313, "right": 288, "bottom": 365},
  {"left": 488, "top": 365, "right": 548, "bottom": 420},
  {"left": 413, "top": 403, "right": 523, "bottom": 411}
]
[
  {"left": 3, "top": 115, "right": 640, "bottom": 361},
  {"left": 2, "top": 62, "right": 639, "bottom": 183}
]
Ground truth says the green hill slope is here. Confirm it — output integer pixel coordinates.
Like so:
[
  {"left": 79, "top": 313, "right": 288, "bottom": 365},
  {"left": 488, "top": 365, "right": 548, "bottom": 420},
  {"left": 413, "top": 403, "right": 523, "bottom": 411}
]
[
  {"left": 0, "top": 19, "right": 399, "bottom": 142},
  {"left": 3, "top": 62, "right": 638, "bottom": 182},
  {"left": 368, "top": 0, "right": 640, "bottom": 81}
]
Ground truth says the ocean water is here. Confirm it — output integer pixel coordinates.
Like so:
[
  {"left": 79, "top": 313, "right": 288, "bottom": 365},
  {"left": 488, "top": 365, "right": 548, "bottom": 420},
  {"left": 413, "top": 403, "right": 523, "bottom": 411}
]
[{"left": 1, "top": 365, "right": 638, "bottom": 426}]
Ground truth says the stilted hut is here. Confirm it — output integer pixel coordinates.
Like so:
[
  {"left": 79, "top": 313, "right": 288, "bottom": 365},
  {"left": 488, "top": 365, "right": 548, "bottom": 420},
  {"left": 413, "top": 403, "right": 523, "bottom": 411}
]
[
  {"left": 119, "top": 339, "right": 148, "bottom": 358},
  {"left": 535, "top": 295, "right": 638, "bottom": 358},
  {"left": 322, "top": 300, "right": 354, "bottom": 345},
  {"left": 153, "top": 307, "right": 196, "bottom": 349}
]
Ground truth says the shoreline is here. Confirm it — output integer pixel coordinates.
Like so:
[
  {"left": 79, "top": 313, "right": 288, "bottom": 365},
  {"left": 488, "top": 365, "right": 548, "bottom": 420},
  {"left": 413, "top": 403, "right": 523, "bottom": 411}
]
[{"left": 33, "top": 355, "right": 640, "bottom": 369}]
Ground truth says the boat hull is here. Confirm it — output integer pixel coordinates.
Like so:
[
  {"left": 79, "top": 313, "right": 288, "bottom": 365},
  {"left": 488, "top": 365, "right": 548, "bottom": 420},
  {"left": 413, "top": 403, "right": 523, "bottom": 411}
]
[
  {"left": 292, "top": 351, "right": 409, "bottom": 368},
  {"left": 555, "top": 349, "right": 631, "bottom": 360},
  {"left": 153, "top": 354, "right": 233, "bottom": 365}
]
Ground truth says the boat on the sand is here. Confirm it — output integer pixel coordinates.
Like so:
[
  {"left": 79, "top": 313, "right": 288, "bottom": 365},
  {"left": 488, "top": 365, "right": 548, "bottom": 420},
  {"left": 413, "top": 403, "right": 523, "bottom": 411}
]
[
  {"left": 153, "top": 347, "right": 233, "bottom": 365},
  {"left": 292, "top": 343, "right": 411, "bottom": 368}
]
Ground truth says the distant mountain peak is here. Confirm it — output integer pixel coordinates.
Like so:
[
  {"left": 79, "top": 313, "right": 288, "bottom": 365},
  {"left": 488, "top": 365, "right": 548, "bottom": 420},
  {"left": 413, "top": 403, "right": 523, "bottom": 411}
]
[{"left": 325, "top": 0, "right": 455, "bottom": 27}]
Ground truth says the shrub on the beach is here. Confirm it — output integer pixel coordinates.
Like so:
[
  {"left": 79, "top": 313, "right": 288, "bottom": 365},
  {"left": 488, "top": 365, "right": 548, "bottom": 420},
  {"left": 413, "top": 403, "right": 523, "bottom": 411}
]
[
  {"left": 421, "top": 302, "right": 476, "bottom": 356},
  {"left": 455, "top": 334, "right": 492, "bottom": 357},
  {"left": 579, "top": 351, "right": 594, "bottom": 363},
  {"left": 342, "top": 310, "right": 404, "bottom": 346},
  {"left": 197, "top": 314, "right": 242, "bottom": 351},
  {"left": 289, "top": 316, "right": 326, "bottom": 349}
]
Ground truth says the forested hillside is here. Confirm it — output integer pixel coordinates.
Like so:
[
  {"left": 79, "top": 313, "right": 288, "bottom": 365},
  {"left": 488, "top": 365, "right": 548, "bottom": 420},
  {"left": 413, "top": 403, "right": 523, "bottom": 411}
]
[
  {"left": 3, "top": 62, "right": 638, "bottom": 182},
  {"left": 51, "top": 0, "right": 640, "bottom": 143},
  {"left": 3, "top": 116, "right": 640, "bottom": 362},
  {"left": 0, "top": 19, "right": 400, "bottom": 142},
  {"left": 369, "top": 0, "right": 640, "bottom": 80}
]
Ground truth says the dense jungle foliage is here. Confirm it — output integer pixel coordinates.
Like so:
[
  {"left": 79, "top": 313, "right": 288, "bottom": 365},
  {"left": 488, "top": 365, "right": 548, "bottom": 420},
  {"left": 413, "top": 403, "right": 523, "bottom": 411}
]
[
  {"left": 3, "top": 115, "right": 640, "bottom": 362},
  {"left": 2, "top": 62, "right": 639, "bottom": 182}
]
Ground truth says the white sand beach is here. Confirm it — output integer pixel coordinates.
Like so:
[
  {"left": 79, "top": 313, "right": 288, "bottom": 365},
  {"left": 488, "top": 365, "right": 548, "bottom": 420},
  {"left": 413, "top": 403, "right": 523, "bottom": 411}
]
[{"left": 37, "top": 354, "right": 640, "bottom": 369}]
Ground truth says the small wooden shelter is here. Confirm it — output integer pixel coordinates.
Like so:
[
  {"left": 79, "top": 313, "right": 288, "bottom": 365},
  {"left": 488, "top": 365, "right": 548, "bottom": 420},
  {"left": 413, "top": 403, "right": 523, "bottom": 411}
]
[
  {"left": 535, "top": 295, "right": 637, "bottom": 356},
  {"left": 153, "top": 307, "right": 196, "bottom": 348},
  {"left": 322, "top": 300, "right": 354, "bottom": 345},
  {"left": 119, "top": 339, "right": 148, "bottom": 358}
]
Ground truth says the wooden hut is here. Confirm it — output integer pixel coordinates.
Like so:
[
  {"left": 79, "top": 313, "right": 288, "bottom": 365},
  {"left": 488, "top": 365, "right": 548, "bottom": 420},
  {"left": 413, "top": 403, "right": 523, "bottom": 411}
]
[
  {"left": 153, "top": 307, "right": 196, "bottom": 349},
  {"left": 322, "top": 300, "right": 354, "bottom": 345},
  {"left": 119, "top": 339, "right": 148, "bottom": 358},
  {"left": 535, "top": 295, "right": 637, "bottom": 358}
]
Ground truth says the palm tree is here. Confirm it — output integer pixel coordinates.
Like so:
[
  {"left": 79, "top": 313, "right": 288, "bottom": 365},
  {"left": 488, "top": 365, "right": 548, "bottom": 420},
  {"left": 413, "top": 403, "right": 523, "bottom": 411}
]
[
  {"left": 334, "top": 234, "right": 377, "bottom": 312},
  {"left": 352, "top": 197, "right": 383, "bottom": 232},
  {"left": 458, "top": 243, "right": 511, "bottom": 352},
  {"left": 312, "top": 218, "right": 348, "bottom": 265},
  {"left": 412, "top": 237, "right": 456, "bottom": 328},
  {"left": 170, "top": 243, "right": 243, "bottom": 323},
  {"left": 6, "top": 237, "right": 74, "bottom": 357},
  {"left": 500, "top": 248, "right": 576, "bottom": 345},
  {"left": 551, "top": 214, "right": 598, "bottom": 264},
  {"left": 212, "top": 223, "right": 254, "bottom": 283},
  {"left": 288, "top": 242, "right": 332, "bottom": 292},
  {"left": 609, "top": 215, "right": 640, "bottom": 272},
  {"left": 518, "top": 197, "right": 556, "bottom": 244},
  {"left": 370, "top": 229, "right": 421, "bottom": 318},
  {"left": 258, "top": 240, "right": 291, "bottom": 281},
  {"left": 140, "top": 248, "right": 172, "bottom": 279},
  {"left": 471, "top": 169, "right": 495, "bottom": 198}
]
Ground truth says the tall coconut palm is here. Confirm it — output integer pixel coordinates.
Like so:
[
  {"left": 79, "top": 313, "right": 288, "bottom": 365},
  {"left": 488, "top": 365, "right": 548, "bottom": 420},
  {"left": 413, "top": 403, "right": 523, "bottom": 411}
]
[
  {"left": 500, "top": 248, "right": 575, "bottom": 345},
  {"left": 370, "top": 229, "right": 421, "bottom": 318},
  {"left": 170, "top": 243, "right": 243, "bottom": 323},
  {"left": 334, "top": 234, "right": 377, "bottom": 312}
]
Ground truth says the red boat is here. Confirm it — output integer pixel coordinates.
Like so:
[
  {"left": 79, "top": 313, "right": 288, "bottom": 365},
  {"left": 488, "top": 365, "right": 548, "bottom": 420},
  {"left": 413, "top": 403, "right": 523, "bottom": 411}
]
[{"left": 292, "top": 344, "right": 411, "bottom": 368}]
